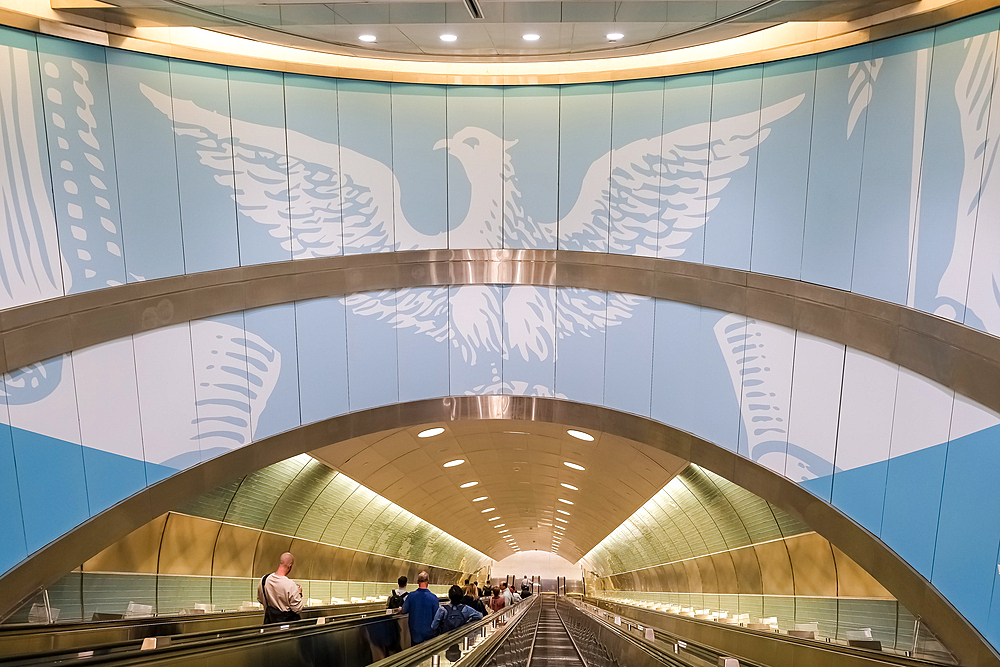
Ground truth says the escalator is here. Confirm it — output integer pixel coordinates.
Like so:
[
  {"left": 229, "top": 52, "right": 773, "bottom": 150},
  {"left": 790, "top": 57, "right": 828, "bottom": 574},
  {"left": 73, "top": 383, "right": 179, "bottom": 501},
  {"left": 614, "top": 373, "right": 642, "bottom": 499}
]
[
  {"left": 526, "top": 595, "right": 585, "bottom": 666},
  {"left": 0, "top": 600, "right": 397, "bottom": 656},
  {"left": 0, "top": 595, "right": 536, "bottom": 667}
]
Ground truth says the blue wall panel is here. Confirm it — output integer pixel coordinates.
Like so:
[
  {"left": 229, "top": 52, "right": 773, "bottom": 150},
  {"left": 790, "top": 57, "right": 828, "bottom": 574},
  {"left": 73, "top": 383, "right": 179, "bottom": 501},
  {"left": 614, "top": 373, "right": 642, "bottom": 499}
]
[
  {"left": 295, "top": 298, "right": 350, "bottom": 424},
  {"left": 703, "top": 65, "right": 762, "bottom": 271},
  {"left": 557, "top": 83, "right": 612, "bottom": 253},
  {"left": 283, "top": 74, "right": 343, "bottom": 258},
  {"left": 391, "top": 83, "right": 448, "bottom": 248},
  {"left": 800, "top": 44, "right": 872, "bottom": 291},
  {"left": 603, "top": 294, "right": 654, "bottom": 416},
  {"left": 345, "top": 291, "right": 399, "bottom": 410},
  {"left": 168, "top": 60, "right": 240, "bottom": 273},
  {"left": 750, "top": 58, "right": 816, "bottom": 280},
  {"left": 37, "top": 36, "right": 127, "bottom": 293},
  {"left": 244, "top": 304, "right": 301, "bottom": 440},
  {"left": 503, "top": 87, "right": 559, "bottom": 249},
  {"left": 105, "top": 50, "right": 185, "bottom": 281},
  {"left": 227, "top": 68, "right": 292, "bottom": 266},
  {"left": 853, "top": 31, "right": 934, "bottom": 305},
  {"left": 608, "top": 79, "right": 664, "bottom": 257},
  {"left": 396, "top": 287, "right": 450, "bottom": 402},
  {"left": 553, "top": 288, "right": 607, "bottom": 405}
]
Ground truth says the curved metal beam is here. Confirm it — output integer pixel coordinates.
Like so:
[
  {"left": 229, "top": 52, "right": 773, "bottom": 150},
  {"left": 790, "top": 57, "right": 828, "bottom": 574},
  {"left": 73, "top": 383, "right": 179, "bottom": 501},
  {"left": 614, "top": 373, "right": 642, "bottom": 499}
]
[
  {"left": 2, "top": 249, "right": 998, "bottom": 414},
  {"left": 0, "top": 396, "right": 995, "bottom": 666}
]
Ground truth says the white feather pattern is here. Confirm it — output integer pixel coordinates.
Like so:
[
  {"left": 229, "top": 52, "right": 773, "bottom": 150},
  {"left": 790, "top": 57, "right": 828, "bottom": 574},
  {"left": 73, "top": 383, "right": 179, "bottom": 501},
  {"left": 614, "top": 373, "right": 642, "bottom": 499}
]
[
  {"left": 558, "top": 95, "right": 805, "bottom": 257},
  {"left": 140, "top": 84, "right": 438, "bottom": 257}
]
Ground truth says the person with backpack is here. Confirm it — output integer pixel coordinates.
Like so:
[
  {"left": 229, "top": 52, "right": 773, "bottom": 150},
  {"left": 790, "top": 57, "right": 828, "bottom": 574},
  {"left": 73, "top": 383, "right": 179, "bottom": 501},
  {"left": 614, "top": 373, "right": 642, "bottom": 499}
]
[
  {"left": 387, "top": 576, "right": 408, "bottom": 610},
  {"left": 431, "top": 585, "right": 482, "bottom": 635},
  {"left": 256, "top": 552, "right": 303, "bottom": 624}
]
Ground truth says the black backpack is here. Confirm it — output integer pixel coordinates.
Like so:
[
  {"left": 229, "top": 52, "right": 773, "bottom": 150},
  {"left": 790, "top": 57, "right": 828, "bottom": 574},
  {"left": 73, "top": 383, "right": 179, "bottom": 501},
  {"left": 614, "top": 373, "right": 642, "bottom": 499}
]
[
  {"left": 439, "top": 604, "right": 467, "bottom": 633},
  {"left": 387, "top": 589, "right": 408, "bottom": 610}
]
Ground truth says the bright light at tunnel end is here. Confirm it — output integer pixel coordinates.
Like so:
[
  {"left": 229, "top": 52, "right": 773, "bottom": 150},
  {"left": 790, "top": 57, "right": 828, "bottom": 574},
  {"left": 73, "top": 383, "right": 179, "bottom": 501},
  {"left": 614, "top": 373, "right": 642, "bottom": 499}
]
[{"left": 418, "top": 427, "right": 445, "bottom": 438}]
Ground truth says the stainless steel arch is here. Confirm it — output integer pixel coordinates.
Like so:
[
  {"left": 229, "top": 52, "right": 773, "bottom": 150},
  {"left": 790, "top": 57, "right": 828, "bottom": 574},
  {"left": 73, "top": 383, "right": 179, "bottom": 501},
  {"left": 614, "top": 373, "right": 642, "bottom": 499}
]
[
  {"left": 2, "top": 250, "right": 998, "bottom": 417},
  {"left": 0, "top": 396, "right": 995, "bottom": 667}
]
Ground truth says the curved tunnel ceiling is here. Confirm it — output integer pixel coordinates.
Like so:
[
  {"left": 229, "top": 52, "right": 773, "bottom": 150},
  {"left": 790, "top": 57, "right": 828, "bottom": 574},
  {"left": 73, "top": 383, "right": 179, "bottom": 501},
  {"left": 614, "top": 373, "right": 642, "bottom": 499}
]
[{"left": 309, "top": 420, "right": 688, "bottom": 560}]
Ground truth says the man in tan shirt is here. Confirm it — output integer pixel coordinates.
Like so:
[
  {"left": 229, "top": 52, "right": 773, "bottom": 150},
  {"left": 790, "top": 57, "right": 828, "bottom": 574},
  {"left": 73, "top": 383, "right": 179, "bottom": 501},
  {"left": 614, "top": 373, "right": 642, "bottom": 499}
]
[{"left": 257, "top": 552, "right": 304, "bottom": 624}]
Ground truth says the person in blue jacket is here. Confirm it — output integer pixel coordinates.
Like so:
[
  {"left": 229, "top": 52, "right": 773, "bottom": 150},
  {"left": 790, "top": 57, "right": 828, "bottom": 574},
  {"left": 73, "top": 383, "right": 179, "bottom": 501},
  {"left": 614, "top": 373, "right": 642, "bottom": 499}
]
[
  {"left": 398, "top": 571, "right": 439, "bottom": 644},
  {"left": 431, "top": 585, "right": 483, "bottom": 635}
]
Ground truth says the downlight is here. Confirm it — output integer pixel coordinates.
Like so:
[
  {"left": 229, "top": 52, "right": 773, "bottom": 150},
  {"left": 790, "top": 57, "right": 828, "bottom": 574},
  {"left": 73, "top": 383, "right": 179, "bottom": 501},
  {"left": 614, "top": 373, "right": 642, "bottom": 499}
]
[
  {"left": 561, "top": 483, "right": 578, "bottom": 491},
  {"left": 440, "top": 34, "right": 457, "bottom": 42},
  {"left": 473, "top": 496, "right": 488, "bottom": 502},
  {"left": 558, "top": 498, "right": 574, "bottom": 505},
  {"left": 359, "top": 35, "right": 376, "bottom": 43},
  {"left": 567, "top": 429, "right": 594, "bottom": 441},
  {"left": 443, "top": 459, "right": 465, "bottom": 468},
  {"left": 460, "top": 481, "right": 479, "bottom": 488},
  {"left": 564, "top": 462, "right": 585, "bottom": 471},
  {"left": 419, "top": 427, "right": 445, "bottom": 438}
]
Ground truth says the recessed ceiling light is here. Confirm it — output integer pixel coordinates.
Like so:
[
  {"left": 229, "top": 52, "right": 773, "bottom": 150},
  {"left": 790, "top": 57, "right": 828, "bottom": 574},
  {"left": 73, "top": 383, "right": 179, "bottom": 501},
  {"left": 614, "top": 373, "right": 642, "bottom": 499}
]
[
  {"left": 557, "top": 510, "right": 570, "bottom": 515},
  {"left": 607, "top": 32, "right": 624, "bottom": 41},
  {"left": 567, "top": 429, "right": 594, "bottom": 441},
  {"left": 440, "top": 34, "right": 457, "bottom": 42},
  {"left": 481, "top": 507, "right": 496, "bottom": 513},
  {"left": 443, "top": 459, "right": 465, "bottom": 468},
  {"left": 556, "top": 517, "right": 568, "bottom": 523},
  {"left": 564, "top": 462, "right": 585, "bottom": 471},
  {"left": 523, "top": 33, "right": 539, "bottom": 41},
  {"left": 460, "top": 481, "right": 479, "bottom": 488},
  {"left": 472, "top": 496, "right": 488, "bottom": 502},
  {"left": 494, "top": 524, "right": 506, "bottom": 528},
  {"left": 499, "top": 529, "right": 509, "bottom": 533},
  {"left": 558, "top": 498, "right": 574, "bottom": 505},
  {"left": 488, "top": 516, "right": 501, "bottom": 521},
  {"left": 359, "top": 34, "right": 376, "bottom": 42},
  {"left": 419, "top": 427, "right": 445, "bottom": 438},
  {"left": 561, "top": 483, "right": 579, "bottom": 491}
]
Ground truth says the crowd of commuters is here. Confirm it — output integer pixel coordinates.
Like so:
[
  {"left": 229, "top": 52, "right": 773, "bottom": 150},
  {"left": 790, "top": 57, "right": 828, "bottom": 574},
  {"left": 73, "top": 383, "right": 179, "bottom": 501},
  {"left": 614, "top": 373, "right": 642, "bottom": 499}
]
[
  {"left": 256, "top": 553, "right": 532, "bottom": 652},
  {"left": 390, "top": 572, "right": 533, "bottom": 645}
]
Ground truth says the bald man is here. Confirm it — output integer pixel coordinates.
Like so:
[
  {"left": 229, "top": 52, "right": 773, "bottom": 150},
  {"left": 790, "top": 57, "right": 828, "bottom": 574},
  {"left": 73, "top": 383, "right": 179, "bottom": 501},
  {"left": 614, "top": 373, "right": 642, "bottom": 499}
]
[{"left": 257, "top": 552, "right": 304, "bottom": 624}]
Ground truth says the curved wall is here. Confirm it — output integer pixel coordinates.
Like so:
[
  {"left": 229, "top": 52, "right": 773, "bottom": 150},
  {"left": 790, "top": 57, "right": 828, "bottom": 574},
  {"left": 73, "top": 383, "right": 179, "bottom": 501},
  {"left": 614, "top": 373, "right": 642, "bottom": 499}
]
[
  {"left": 3, "top": 285, "right": 1000, "bottom": 648},
  {"left": 9, "top": 454, "right": 488, "bottom": 622},
  {"left": 3, "top": 10, "right": 1000, "bottom": 337},
  {"left": 4, "top": 6, "right": 1000, "bottom": 659}
]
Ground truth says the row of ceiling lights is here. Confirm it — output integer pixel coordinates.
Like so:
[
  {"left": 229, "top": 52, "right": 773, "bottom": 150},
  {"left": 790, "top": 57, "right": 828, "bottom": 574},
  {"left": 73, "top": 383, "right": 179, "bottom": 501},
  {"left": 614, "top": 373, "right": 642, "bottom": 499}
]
[
  {"left": 420, "top": 425, "right": 595, "bottom": 555},
  {"left": 357, "top": 32, "right": 626, "bottom": 44}
]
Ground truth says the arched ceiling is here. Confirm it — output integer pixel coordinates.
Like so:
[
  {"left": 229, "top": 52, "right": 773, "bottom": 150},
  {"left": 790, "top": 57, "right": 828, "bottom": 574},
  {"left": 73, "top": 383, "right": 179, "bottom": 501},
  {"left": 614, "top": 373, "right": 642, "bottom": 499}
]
[
  {"left": 48, "top": 0, "right": 916, "bottom": 60},
  {"left": 309, "top": 420, "right": 688, "bottom": 561}
]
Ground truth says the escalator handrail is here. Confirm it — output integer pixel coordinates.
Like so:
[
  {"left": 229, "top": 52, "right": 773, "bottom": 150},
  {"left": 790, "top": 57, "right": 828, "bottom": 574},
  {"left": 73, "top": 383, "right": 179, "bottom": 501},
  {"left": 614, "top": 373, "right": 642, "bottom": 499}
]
[
  {"left": 586, "top": 597, "right": 956, "bottom": 667},
  {"left": 0, "top": 606, "right": 406, "bottom": 664}
]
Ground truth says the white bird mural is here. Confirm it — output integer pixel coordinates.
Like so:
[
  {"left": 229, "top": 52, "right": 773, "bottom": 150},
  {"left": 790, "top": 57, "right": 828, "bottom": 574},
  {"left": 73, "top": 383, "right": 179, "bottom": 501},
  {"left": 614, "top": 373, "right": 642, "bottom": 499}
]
[{"left": 142, "top": 83, "right": 803, "bottom": 394}]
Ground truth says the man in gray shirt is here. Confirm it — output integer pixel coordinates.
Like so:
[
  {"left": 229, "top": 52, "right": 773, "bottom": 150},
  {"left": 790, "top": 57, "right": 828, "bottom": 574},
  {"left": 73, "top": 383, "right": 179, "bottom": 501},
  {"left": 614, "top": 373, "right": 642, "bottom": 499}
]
[{"left": 257, "top": 552, "right": 304, "bottom": 624}]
